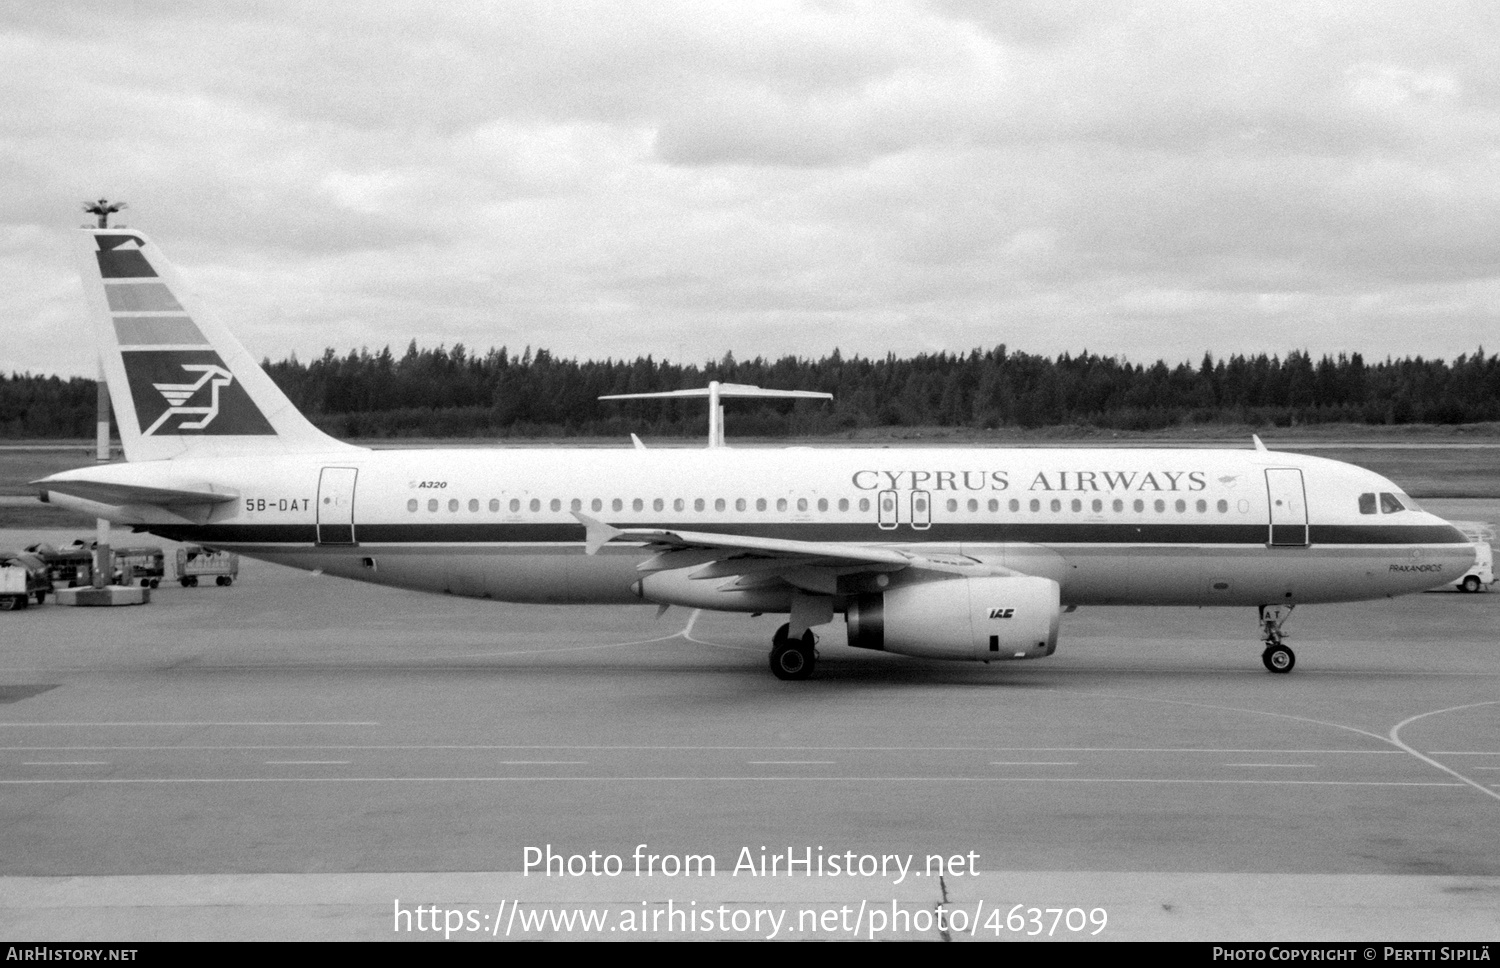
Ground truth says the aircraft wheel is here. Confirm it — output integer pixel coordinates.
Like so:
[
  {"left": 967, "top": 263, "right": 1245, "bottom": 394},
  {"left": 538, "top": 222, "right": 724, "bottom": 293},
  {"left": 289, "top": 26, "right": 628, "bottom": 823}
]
[
  {"left": 1461, "top": 575, "right": 1481, "bottom": 593},
  {"left": 1262, "top": 644, "right": 1295, "bottom": 674},
  {"left": 770, "top": 639, "right": 815, "bottom": 680}
]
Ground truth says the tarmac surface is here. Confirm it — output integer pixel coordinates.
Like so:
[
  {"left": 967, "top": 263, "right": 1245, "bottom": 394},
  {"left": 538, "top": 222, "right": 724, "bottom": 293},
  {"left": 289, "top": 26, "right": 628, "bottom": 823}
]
[{"left": 1, "top": 499, "right": 1497, "bottom": 941}]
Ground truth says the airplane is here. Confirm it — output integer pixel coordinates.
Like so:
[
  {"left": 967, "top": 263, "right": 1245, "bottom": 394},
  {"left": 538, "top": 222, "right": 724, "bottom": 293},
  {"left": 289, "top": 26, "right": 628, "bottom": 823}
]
[{"left": 34, "top": 226, "right": 1476, "bottom": 679}]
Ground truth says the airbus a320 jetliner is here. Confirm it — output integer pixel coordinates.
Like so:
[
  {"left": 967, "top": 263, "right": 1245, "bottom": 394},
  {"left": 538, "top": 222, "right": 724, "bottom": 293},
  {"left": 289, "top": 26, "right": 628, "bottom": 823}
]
[{"left": 37, "top": 228, "right": 1474, "bottom": 679}]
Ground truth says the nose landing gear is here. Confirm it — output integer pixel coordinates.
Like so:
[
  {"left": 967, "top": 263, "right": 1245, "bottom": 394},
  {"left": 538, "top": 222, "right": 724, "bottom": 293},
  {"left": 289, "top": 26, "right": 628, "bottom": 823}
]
[{"left": 1258, "top": 604, "right": 1296, "bottom": 673}]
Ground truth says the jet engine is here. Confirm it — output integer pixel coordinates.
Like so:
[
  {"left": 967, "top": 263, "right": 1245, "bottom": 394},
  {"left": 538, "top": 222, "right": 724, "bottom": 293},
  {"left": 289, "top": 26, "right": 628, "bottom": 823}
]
[{"left": 845, "top": 576, "right": 1061, "bottom": 661}]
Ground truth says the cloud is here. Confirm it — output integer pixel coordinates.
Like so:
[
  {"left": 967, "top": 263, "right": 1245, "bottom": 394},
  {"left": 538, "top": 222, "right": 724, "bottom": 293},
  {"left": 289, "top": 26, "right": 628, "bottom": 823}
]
[{"left": 5, "top": 0, "right": 1500, "bottom": 380}]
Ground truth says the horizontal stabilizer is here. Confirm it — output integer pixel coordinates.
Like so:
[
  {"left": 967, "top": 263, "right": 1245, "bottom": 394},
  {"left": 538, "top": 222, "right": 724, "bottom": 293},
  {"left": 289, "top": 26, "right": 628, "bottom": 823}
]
[{"left": 34, "top": 476, "right": 239, "bottom": 508}]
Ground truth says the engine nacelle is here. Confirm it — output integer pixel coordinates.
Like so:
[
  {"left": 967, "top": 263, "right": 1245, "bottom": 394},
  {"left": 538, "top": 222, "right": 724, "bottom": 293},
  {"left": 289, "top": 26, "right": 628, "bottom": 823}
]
[{"left": 845, "top": 576, "right": 1061, "bottom": 661}]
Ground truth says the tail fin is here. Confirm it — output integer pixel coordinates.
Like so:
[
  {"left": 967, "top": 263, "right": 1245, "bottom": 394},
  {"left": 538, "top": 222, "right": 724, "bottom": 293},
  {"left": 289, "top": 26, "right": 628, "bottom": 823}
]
[{"left": 74, "top": 227, "right": 358, "bottom": 461}]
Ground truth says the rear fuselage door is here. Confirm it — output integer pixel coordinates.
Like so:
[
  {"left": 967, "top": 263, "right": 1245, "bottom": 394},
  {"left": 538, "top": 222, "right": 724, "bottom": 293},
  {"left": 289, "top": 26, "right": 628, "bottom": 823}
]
[
  {"left": 317, "top": 467, "right": 358, "bottom": 545},
  {"left": 1265, "top": 468, "right": 1308, "bottom": 547}
]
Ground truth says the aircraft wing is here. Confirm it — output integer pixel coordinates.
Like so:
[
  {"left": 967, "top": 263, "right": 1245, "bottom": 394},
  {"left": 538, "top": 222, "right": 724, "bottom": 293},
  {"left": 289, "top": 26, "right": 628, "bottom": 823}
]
[
  {"left": 572, "top": 512, "right": 1017, "bottom": 592},
  {"left": 33, "top": 476, "right": 240, "bottom": 508}
]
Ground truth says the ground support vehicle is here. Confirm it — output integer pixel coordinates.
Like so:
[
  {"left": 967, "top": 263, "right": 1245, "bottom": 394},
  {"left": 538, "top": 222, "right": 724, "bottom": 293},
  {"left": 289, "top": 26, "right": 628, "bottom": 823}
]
[
  {"left": 114, "top": 546, "right": 166, "bottom": 589},
  {"left": 0, "top": 552, "right": 52, "bottom": 610},
  {"left": 175, "top": 546, "right": 239, "bottom": 587}
]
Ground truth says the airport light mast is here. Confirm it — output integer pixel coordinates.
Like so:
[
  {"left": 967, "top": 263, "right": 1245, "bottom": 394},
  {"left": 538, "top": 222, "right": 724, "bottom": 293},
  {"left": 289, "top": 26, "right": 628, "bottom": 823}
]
[{"left": 82, "top": 199, "right": 126, "bottom": 588}]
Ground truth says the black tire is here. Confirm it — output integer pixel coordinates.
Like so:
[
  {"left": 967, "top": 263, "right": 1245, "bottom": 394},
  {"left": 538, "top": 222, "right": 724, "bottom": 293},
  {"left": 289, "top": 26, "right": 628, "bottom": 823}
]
[
  {"left": 216, "top": 576, "right": 229, "bottom": 587},
  {"left": 0, "top": 596, "right": 16, "bottom": 611},
  {"left": 187, "top": 576, "right": 199, "bottom": 588},
  {"left": 1461, "top": 575, "right": 1481, "bottom": 593},
  {"left": 35, "top": 591, "right": 46, "bottom": 605},
  {"left": 769, "top": 630, "right": 817, "bottom": 681},
  {"left": 769, "top": 645, "right": 811, "bottom": 680},
  {"left": 179, "top": 578, "right": 191, "bottom": 588},
  {"left": 1262, "top": 645, "right": 1295, "bottom": 674}
]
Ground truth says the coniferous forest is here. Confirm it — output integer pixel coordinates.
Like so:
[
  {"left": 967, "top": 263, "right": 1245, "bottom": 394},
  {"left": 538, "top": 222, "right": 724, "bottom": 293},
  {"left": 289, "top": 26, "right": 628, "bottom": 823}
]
[{"left": 3, "top": 344, "right": 1499, "bottom": 439}]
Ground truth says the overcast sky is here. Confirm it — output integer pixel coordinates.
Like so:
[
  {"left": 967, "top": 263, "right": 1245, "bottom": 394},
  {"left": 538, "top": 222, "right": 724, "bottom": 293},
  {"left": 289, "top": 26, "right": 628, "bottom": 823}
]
[{"left": 5, "top": 0, "right": 1499, "bottom": 378}]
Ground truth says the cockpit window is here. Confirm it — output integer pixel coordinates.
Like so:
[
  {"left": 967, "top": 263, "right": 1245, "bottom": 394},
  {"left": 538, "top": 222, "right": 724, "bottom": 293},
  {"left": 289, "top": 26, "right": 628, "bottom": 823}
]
[
  {"left": 1396, "top": 492, "right": 1423, "bottom": 512},
  {"left": 1379, "top": 492, "right": 1405, "bottom": 514},
  {"left": 1358, "top": 493, "right": 1376, "bottom": 515}
]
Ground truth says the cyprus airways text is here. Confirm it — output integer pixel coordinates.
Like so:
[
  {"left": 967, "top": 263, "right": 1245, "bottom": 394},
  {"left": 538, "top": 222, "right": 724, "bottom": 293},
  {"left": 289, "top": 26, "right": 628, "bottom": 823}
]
[{"left": 850, "top": 469, "right": 1209, "bottom": 492}]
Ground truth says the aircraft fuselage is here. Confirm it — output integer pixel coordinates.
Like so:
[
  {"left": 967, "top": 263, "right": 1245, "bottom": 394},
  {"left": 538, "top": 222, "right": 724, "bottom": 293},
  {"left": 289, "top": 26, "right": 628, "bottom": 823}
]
[{"left": 45, "top": 445, "right": 1474, "bottom": 611}]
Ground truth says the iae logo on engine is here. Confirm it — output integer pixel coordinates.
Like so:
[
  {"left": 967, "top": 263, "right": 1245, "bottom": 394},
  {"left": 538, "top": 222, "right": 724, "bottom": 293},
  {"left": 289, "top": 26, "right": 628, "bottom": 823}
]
[{"left": 987, "top": 608, "right": 1015, "bottom": 619}]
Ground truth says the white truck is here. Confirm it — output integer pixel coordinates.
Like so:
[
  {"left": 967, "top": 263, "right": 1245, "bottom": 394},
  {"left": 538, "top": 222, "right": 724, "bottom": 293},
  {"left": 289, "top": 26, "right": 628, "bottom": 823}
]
[{"left": 1448, "top": 521, "right": 1494, "bottom": 593}]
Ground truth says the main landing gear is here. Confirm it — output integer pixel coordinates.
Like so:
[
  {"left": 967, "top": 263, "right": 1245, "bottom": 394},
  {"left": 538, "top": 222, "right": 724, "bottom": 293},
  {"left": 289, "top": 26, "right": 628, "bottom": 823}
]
[
  {"left": 769, "top": 623, "right": 817, "bottom": 681},
  {"left": 1258, "top": 604, "right": 1295, "bottom": 673}
]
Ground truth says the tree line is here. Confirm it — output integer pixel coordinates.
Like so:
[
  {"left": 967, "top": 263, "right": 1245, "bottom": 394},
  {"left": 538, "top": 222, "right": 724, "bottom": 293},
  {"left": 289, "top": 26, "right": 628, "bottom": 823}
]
[{"left": 4, "top": 344, "right": 1498, "bottom": 439}]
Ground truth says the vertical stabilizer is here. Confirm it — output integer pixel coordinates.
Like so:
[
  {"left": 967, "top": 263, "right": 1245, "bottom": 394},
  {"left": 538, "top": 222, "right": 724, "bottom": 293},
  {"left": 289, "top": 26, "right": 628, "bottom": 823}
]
[{"left": 74, "top": 228, "right": 359, "bottom": 462}]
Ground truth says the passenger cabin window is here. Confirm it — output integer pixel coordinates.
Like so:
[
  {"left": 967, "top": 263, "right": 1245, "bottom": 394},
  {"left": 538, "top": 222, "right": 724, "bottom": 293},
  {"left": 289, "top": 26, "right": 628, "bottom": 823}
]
[{"left": 1358, "top": 493, "right": 1377, "bottom": 514}]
